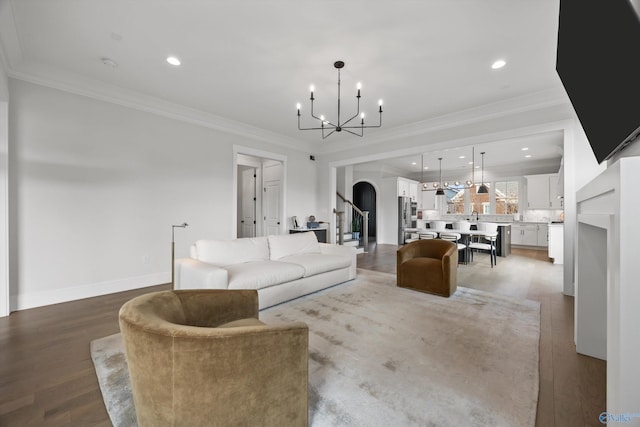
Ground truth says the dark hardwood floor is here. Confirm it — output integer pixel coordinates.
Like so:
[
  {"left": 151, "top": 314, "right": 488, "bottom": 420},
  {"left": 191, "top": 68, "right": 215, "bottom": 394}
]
[
  {"left": 0, "top": 285, "right": 169, "bottom": 426},
  {"left": 0, "top": 244, "right": 605, "bottom": 426}
]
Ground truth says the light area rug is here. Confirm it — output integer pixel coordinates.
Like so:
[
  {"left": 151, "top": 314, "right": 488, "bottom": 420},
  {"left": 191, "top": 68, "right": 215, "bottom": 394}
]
[{"left": 91, "top": 269, "right": 540, "bottom": 427}]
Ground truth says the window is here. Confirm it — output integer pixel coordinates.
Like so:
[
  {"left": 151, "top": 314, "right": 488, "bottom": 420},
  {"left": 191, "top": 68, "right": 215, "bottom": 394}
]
[
  {"left": 445, "top": 184, "right": 466, "bottom": 214},
  {"left": 470, "top": 183, "right": 490, "bottom": 214},
  {"left": 495, "top": 180, "right": 519, "bottom": 214}
]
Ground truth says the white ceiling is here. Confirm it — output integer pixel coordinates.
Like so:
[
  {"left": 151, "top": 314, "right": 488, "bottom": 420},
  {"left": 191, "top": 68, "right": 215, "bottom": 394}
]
[
  {"left": 0, "top": 0, "right": 567, "bottom": 170},
  {"left": 355, "top": 130, "right": 564, "bottom": 181}
]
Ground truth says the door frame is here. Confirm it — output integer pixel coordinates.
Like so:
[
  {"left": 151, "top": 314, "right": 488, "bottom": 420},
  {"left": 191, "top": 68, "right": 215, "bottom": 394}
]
[
  {"left": 353, "top": 179, "right": 380, "bottom": 240},
  {"left": 1, "top": 101, "right": 8, "bottom": 317},
  {"left": 232, "top": 145, "right": 287, "bottom": 238}
]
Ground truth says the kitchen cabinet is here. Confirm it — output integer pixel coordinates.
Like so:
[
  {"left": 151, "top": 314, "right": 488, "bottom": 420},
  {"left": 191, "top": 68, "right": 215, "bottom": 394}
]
[
  {"left": 511, "top": 224, "right": 538, "bottom": 246},
  {"left": 549, "top": 177, "right": 563, "bottom": 209},
  {"left": 397, "top": 177, "right": 419, "bottom": 202},
  {"left": 398, "top": 179, "right": 410, "bottom": 198},
  {"left": 548, "top": 223, "right": 564, "bottom": 264},
  {"left": 537, "top": 224, "right": 548, "bottom": 247},
  {"left": 511, "top": 223, "right": 548, "bottom": 247},
  {"left": 409, "top": 182, "right": 418, "bottom": 202},
  {"left": 525, "top": 174, "right": 563, "bottom": 209}
]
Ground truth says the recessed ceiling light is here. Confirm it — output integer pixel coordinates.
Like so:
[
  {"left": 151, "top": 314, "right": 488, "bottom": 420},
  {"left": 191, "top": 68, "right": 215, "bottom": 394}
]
[
  {"left": 459, "top": 155, "right": 465, "bottom": 159},
  {"left": 475, "top": 165, "right": 480, "bottom": 169},
  {"left": 491, "top": 59, "right": 506, "bottom": 69},
  {"left": 424, "top": 166, "right": 429, "bottom": 170},
  {"left": 167, "top": 56, "right": 181, "bottom": 66},
  {"left": 468, "top": 161, "right": 473, "bottom": 165},
  {"left": 521, "top": 147, "right": 529, "bottom": 151},
  {"left": 411, "top": 162, "right": 417, "bottom": 165},
  {"left": 525, "top": 155, "right": 532, "bottom": 158}
]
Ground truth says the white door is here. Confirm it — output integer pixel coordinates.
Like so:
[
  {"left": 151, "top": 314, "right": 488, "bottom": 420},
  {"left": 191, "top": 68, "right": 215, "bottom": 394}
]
[
  {"left": 264, "top": 181, "right": 281, "bottom": 235},
  {"left": 240, "top": 168, "right": 256, "bottom": 238},
  {"left": 263, "top": 161, "right": 282, "bottom": 236}
]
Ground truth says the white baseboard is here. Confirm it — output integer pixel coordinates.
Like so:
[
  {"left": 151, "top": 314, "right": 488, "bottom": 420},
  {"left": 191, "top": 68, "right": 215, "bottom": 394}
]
[{"left": 10, "top": 271, "right": 170, "bottom": 311}]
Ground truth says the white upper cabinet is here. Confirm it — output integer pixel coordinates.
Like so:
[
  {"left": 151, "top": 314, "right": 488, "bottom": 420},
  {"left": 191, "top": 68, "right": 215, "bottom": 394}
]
[
  {"left": 409, "top": 181, "right": 418, "bottom": 202},
  {"left": 398, "top": 178, "right": 410, "bottom": 197},
  {"left": 397, "top": 177, "right": 419, "bottom": 202},
  {"left": 525, "top": 173, "right": 563, "bottom": 209},
  {"left": 549, "top": 176, "right": 563, "bottom": 209}
]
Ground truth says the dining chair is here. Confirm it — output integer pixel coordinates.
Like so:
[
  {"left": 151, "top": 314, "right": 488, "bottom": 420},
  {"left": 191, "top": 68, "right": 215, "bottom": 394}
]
[
  {"left": 468, "top": 222, "right": 499, "bottom": 267},
  {"left": 452, "top": 221, "right": 471, "bottom": 231},
  {"left": 419, "top": 231, "right": 438, "bottom": 240},
  {"left": 452, "top": 221, "right": 472, "bottom": 262},
  {"left": 439, "top": 232, "right": 467, "bottom": 264}
]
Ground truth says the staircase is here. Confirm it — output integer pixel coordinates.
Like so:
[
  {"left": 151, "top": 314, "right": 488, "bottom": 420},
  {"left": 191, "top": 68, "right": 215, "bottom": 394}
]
[
  {"left": 335, "top": 192, "right": 369, "bottom": 253},
  {"left": 340, "top": 232, "right": 365, "bottom": 254}
]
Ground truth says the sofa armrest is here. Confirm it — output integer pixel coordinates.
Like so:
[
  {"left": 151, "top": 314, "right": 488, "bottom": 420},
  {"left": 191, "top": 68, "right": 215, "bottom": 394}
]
[
  {"left": 319, "top": 243, "right": 357, "bottom": 279},
  {"left": 442, "top": 245, "right": 458, "bottom": 291},
  {"left": 174, "top": 258, "right": 229, "bottom": 290}
]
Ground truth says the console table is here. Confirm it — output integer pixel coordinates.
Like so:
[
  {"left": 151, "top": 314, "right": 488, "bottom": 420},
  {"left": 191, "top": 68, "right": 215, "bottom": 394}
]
[{"left": 289, "top": 228, "right": 327, "bottom": 243}]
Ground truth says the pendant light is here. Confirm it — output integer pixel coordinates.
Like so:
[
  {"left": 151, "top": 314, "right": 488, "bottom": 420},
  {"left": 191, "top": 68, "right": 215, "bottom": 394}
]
[
  {"left": 421, "top": 154, "right": 429, "bottom": 191},
  {"left": 466, "top": 147, "right": 475, "bottom": 187},
  {"left": 435, "top": 158, "right": 445, "bottom": 196},
  {"left": 477, "top": 151, "right": 489, "bottom": 194}
]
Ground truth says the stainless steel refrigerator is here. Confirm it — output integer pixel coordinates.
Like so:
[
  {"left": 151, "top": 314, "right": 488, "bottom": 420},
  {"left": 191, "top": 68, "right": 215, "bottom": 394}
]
[{"left": 398, "top": 196, "right": 416, "bottom": 244}]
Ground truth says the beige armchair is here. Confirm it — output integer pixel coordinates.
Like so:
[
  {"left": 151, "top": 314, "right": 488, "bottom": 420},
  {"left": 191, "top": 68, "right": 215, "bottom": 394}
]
[
  {"left": 119, "top": 289, "right": 308, "bottom": 426},
  {"left": 397, "top": 239, "right": 458, "bottom": 297}
]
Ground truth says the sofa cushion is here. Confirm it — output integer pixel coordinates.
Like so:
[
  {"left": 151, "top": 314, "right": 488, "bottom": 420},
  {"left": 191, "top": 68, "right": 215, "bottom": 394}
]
[
  {"left": 195, "top": 237, "right": 269, "bottom": 267},
  {"left": 268, "top": 232, "right": 320, "bottom": 260},
  {"left": 278, "top": 253, "right": 351, "bottom": 278},
  {"left": 226, "top": 261, "right": 305, "bottom": 290}
]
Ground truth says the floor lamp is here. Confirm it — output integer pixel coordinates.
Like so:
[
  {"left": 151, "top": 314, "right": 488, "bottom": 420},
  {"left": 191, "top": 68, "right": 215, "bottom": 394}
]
[{"left": 171, "top": 222, "right": 188, "bottom": 290}]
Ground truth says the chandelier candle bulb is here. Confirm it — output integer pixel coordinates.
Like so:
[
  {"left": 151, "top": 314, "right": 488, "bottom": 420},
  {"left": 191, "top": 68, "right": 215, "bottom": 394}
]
[{"left": 297, "top": 60, "right": 383, "bottom": 139}]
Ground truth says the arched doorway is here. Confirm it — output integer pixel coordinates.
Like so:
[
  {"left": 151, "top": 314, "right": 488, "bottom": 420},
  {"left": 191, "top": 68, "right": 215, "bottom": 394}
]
[{"left": 353, "top": 181, "right": 377, "bottom": 241}]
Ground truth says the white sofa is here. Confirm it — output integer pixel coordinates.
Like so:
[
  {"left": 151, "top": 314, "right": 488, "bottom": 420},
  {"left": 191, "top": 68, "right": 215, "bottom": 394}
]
[{"left": 174, "top": 231, "right": 357, "bottom": 309}]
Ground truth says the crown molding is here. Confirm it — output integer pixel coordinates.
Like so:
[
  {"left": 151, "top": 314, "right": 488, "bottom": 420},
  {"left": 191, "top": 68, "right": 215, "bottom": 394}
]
[
  {"left": 316, "top": 88, "right": 573, "bottom": 155},
  {"left": 7, "top": 67, "right": 313, "bottom": 153}
]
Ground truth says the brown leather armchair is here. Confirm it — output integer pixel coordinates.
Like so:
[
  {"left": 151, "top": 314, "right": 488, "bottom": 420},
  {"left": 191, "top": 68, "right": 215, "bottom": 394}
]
[
  {"left": 397, "top": 239, "right": 458, "bottom": 297},
  {"left": 119, "top": 289, "right": 308, "bottom": 426}
]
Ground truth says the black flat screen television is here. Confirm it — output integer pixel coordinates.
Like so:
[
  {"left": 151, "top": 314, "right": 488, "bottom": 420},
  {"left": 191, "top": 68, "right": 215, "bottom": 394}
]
[{"left": 556, "top": 0, "right": 640, "bottom": 163}]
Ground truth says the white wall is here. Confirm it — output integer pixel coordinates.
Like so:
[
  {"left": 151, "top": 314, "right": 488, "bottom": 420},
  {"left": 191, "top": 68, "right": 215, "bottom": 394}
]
[
  {"left": 8, "top": 79, "right": 316, "bottom": 310},
  {"left": 562, "top": 117, "right": 605, "bottom": 296}
]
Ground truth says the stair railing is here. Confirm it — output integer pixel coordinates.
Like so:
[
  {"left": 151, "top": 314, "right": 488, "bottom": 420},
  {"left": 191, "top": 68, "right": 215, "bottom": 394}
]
[{"left": 336, "top": 192, "right": 369, "bottom": 251}]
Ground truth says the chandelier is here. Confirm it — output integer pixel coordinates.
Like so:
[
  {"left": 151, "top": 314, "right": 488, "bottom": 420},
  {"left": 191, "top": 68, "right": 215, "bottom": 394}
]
[
  {"left": 421, "top": 148, "right": 476, "bottom": 193},
  {"left": 297, "top": 60, "right": 383, "bottom": 139}
]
